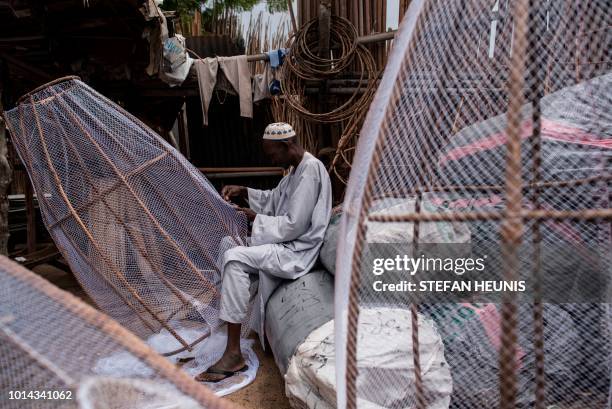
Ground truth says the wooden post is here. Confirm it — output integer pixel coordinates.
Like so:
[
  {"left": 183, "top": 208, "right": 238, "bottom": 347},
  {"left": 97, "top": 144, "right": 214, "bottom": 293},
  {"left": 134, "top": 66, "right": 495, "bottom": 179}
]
[
  {"left": 298, "top": 0, "right": 304, "bottom": 26},
  {"left": 318, "top": 1, "right": 332, "bottom": 150},
  {"left": 0, "top": 62, "right": 12, "bottom": 256},
  {"left": 358, "top": 0, "right": 364, "bottom": 35},
  {"left": 399, "top": 0, "right": 411, "bottom": 23},
  {"left": 0, "top": 113, "right": 11, "bottom": 256},
  {"left": 318, "top": 2, "right": 331, "bottom": 60},
  {"left": 364, "top": 0, "right": 371, "bottom": 34},
  {"left": 382, "top": 0, "right": 387, "bottom": 67},
  {"left": 25, "top": 179, "right": 36, "bottom": 254},
  {"left": 288, "top": 0, "right": 298, "bottom": 34}
]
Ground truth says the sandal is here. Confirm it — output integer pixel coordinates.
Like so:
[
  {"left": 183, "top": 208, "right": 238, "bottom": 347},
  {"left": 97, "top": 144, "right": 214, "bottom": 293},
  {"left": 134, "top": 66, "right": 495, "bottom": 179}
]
[{"left": 195, "top": 365, "right": 248, "bottom": 383}]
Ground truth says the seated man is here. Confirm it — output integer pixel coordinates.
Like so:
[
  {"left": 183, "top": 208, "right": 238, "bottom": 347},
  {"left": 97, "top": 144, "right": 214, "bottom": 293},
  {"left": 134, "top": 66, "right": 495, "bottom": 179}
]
[{"left": 198, "top": 122, "right": 332, "bottom": 382}]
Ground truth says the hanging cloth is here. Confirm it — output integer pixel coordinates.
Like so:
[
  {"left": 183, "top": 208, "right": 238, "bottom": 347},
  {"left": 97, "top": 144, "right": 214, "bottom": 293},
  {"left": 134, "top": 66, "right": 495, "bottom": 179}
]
[
  {"left": 266, "top": 48, "right": 289, "bottom": 69},
  {"left": 218, "top": 55, "right": 253, "bottom": 120},
  {"left": 194, "top": 57, "right": 219, "bottom": 126},
  {"left": 194, "top": 56, "right": 253, "bottom": 126}
]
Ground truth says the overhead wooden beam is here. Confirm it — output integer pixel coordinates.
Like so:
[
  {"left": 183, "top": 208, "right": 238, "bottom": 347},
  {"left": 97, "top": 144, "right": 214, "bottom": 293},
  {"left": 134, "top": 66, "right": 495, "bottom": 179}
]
[
  {"left": 199, "top": 167, "right": 284, "bottom": 179},
  {"left": 134, "top": 87, "right": 199, "bottom": 97},
  {"left": 0, "top": 35, "right": 45, "bottom": 43}
]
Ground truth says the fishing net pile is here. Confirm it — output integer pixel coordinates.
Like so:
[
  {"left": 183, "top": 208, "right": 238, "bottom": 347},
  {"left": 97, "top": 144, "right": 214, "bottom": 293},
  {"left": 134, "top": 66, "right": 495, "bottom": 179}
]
[
  {"left": 335, "top": 1, "right": 611, "bottom": 409},
  {"left": 0, "top": 255, "right": 239, "bottom": 409},
  {"left": 3, "top": 76, "right": 248, "bottom": 356}
]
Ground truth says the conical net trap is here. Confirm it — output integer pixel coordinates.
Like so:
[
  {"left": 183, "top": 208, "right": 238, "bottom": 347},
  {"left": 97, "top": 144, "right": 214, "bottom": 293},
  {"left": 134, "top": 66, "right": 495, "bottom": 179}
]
[
  {"left": 0, "top": 255, "right": 241, "bottom": 409},
  {"left": 336, "top": 1, "right": 611, "bottom": 409},
  {"left": 3, "top": 76, "right": 248, "bottom": 356}
]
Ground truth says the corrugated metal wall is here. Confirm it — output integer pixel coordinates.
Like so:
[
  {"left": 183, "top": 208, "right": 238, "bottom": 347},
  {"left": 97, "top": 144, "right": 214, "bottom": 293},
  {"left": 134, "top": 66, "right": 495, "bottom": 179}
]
[{"left": 185, "top": 35, "right": 281, "bottom": 190}]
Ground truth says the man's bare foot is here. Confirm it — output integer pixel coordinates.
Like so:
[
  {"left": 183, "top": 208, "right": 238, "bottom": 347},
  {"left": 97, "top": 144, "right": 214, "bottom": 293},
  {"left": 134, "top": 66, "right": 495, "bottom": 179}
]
[{"left": 195, "top": 352, "right": 247, "bottom": 382}]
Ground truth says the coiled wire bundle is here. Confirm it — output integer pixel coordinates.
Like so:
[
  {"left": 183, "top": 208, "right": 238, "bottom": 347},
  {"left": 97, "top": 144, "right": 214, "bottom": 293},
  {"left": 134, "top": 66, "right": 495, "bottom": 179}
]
[
  {"left": 281, "top": 16, "right": 379, "bottom": 124},
  {"left": 284, "top": 15, "right": 358, "bottom": 80}
]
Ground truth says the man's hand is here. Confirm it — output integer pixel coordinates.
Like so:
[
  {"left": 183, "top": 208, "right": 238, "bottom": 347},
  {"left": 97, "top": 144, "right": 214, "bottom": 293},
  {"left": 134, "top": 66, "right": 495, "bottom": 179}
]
[{"left": 221, "top": 185, "right": 247, "bottom": 202}]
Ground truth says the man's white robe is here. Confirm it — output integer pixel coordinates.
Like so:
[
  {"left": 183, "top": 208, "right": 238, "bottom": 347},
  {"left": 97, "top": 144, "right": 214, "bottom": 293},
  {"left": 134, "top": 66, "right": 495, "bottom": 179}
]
[{"left": 221, "top": 152, "right": 332, "bottom": 343}]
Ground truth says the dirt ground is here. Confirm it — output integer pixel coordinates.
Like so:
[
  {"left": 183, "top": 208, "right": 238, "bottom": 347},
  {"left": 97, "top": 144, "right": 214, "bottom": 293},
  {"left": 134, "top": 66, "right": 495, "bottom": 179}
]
[
  {"left": 225, "top": 336, "right": 291, "bottom": 409},
  {"left": 32, "top": 263, "right": 292, "bottom": 409}
]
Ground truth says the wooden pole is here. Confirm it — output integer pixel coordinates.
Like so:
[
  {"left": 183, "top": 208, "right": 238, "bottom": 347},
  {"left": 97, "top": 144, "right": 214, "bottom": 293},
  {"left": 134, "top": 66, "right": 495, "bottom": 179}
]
[
  {"left": 318, "top": 2, "right": 331, "bottom": 60},
  {"left": 288, "top": 0, "right": 298, "bottom": 34},
  {"left": 358, "top": 0, "right": 364, "bottom": 35},
  {"left": 0, "top": 110, "right": 10, "bottom": 256},
  {"left": 340, "top": 0, "right": 347, "bottom": 19},
  {"left": 364, "top": 0, "right": 371, "bottom": 34},
  {"left": 24, "top": 176, "right": 36, "bottom": 254}
]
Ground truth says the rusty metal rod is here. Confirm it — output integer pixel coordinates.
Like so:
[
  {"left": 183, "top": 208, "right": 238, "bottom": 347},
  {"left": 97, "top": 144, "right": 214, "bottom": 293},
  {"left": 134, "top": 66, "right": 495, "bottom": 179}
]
[{"left": 367, "top": 208, "right": 612, "bottom": 223}]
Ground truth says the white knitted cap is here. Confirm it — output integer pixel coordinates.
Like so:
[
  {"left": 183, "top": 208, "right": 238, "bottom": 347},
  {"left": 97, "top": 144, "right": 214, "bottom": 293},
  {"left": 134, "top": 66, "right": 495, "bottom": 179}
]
[{"left": 263, "top": 122, "right": 296, "bottom": 140}]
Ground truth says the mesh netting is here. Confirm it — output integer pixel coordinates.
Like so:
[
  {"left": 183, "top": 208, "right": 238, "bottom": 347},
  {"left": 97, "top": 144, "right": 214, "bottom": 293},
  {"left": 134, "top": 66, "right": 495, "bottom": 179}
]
[
  {"left": 0, "top": 255, "right": 240, "bottom": 409},
  {"left": 3, "top": 77, "right": 248, "bottom": 355},
  {"left": 336, "top": 1, "right": 611, "bottom": 408}
]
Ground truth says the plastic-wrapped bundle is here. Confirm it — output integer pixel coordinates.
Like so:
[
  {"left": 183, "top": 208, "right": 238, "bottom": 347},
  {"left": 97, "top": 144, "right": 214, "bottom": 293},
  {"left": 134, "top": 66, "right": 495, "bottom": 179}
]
[
  {"left": 2, "top": 77, "right": 247, "bottom": 355},
  {"left": 0, "top": 255, "right": 240, "bottom": 409},
  {"left": 336, "top": 1, "right": 611, "bottom": 409}
]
